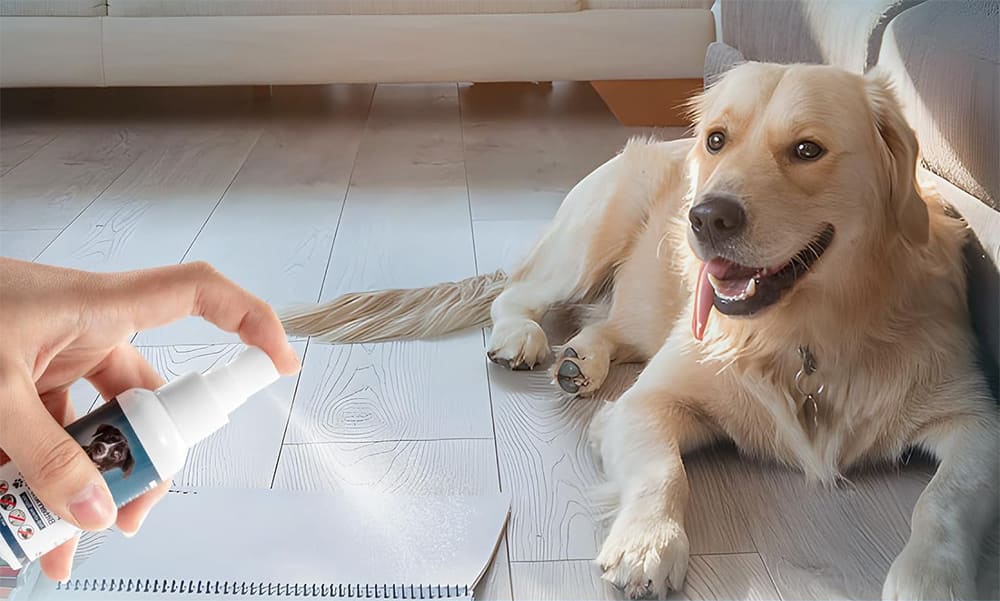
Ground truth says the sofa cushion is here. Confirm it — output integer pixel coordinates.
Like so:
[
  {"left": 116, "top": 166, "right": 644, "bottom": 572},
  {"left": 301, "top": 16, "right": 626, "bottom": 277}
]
[
  {"left": 880, "top": 1, "right": 999, "bottom": 396},
  {"left": 107, "top": 0, "right": 583, "bottom": 16},
  {"left": 704, "top": 40, "right": 744, "bottom": 86},
  {"left": 1, "top": 0, "right": 106, "bottom": 16},
  {"left": 584, "top": 1, "right": 712, "bottom": 8},
  {"left": 720, "top": 0, "right": 923, "bottom": 72},
  {"left": 878, "top": 0, "right": 998, "bottom": 209},
  {"left": 106, "top": 0, "right": 711, "bottom": 16}
]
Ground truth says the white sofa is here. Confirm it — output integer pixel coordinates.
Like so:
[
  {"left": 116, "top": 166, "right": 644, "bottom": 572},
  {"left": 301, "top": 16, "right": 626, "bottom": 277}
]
[{"left": 0, "top": 1, "right": 715, "bottom": 88}]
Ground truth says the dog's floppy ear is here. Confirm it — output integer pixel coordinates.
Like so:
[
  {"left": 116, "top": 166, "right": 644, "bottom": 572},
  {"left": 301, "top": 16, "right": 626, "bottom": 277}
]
[
  {"left": 864, "top": 70, "right": 929, "bottom": 245},
  {"left": 94, "top": 424, "right": 115, "bottom": 438},
  {"left": 120, "top": 452, "right": 135, "bottom": 478}
]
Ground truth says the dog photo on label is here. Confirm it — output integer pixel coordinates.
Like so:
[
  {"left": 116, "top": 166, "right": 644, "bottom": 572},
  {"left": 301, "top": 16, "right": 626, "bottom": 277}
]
[
  {"left": 283, "top": 62, "right": 998, "bottom": 600},
  {"left": 83, "top": 424, "right": 135, "bottom": 479}
]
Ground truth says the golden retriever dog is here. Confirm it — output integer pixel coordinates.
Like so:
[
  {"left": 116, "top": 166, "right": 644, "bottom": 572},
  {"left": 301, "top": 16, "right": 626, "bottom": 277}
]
[{"left": 284, "top": 62, "right": 998, "bottom": 600}]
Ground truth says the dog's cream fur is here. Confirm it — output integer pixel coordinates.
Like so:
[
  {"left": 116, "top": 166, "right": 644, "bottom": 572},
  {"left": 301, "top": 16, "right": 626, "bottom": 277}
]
[{"left": 284, "top": 63, "right": 998, "bottom": 600}]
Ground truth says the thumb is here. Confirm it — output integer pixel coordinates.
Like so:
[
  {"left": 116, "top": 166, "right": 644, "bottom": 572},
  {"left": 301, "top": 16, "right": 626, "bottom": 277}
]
[{"left": 0, "top": 364, "right": 116, "bottom": 531}]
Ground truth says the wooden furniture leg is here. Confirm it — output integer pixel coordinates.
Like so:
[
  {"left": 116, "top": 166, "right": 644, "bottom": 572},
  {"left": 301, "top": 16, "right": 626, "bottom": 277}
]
[
  {"left": 252, "top": 85, "right": 273, "bottom": 102},
  {"left": 591, "top": 79, "right": 702, "bottom": 127}
]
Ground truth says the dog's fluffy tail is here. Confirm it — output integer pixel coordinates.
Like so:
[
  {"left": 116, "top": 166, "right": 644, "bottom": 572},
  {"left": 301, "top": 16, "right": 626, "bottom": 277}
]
[{"left": 281, "top": 270, "right": 508, "bottom": 343}]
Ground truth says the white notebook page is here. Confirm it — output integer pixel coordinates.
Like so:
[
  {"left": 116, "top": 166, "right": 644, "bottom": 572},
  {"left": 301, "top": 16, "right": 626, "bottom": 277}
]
[{"left": 22, "top": 488, "right": 510, "bottom": 600}]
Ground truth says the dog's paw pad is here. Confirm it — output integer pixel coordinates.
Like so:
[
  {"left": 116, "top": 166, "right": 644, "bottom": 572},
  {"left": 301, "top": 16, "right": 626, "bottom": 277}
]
[
  {"left": 558, "top": 358, "right": 580, "bottom": 378},
  {"left": 556, "top": 359, "right": 583, "bottom": 393},
  {"left": 555, "top": 351, "right": 589, "bottom": 394},
  {"left": 557, "top": 377, "right": 579, "bottom": 393}
]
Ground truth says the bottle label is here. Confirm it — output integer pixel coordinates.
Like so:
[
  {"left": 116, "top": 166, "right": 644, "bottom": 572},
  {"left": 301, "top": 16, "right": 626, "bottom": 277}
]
[{"left": 0, "top": 399, "right": 161, "bottom": 567}]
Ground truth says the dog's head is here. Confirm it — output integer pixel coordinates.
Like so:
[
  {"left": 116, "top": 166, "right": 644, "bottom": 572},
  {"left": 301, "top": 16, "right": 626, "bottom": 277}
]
[
  {"left": 685, "top": 62, "right": 928, "bottom": 339},
  {"left": 86, "top": 424, "right": 135, "bottom": 478}
]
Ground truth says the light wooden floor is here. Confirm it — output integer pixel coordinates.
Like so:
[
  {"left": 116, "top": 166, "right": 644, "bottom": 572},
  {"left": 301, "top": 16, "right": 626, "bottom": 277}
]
[{"left": 1, "top": 83, "right": 993, "bottom": 600}]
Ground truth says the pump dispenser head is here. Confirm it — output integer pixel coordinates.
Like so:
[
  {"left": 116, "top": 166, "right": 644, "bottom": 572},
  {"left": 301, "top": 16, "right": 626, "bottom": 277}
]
[
  {"left": 157, "top": 346, "right": 281, "bottom": 448},
  {"left": 204, "top": 347, "right": 281, "bottom": 413}
]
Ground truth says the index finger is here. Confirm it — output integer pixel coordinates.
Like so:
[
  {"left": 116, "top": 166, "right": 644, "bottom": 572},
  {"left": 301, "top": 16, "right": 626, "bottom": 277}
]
[{"left": 104, "top": 262, "right": 300, "bottom": 375}]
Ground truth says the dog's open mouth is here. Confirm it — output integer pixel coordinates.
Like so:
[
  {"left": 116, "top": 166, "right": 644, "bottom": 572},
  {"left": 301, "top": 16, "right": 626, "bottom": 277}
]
[{"left": 692, "top": 224, "right": 835, "bottom": 340}]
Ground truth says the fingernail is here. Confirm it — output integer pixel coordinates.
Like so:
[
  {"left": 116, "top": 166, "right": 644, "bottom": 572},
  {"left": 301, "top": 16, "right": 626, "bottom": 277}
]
[
  {"left": 68, "top": 483, "right": 115, "bottom": 527},
  {"left": 121, "top": 515, "right": 144, "bottom": 538}
]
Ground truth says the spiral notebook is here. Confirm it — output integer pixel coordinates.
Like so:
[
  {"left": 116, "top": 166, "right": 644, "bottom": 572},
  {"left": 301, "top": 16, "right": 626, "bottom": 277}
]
[{"left": 16, "top": 488, "right": 510, "bottom": 600}]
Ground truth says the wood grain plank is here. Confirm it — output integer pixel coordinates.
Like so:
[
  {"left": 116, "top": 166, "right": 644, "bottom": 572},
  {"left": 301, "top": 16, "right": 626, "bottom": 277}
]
[
  {"left": 0, "top": 229, "right": 60, "bottom": 261},
  {"left": 730, "top": 459, "right": 913, "bottom": 600},
  {"left": 883, "top": 456, "right": 935, "bottom": 533},
  {"left": 473, "top": 219, "right": 550, "bottom": 275},
  {"left": 673, "top": 446, "right": 758, "bottom": 556},
  {"left": 510, "top": 554, "right": 776, "bottom": 601},
  {"left": 36, "top": 127, "right": 259, "bottom": 272},
  {"left": 511, "top": 559, "right": 618, "bottom": 601},
  {"left": 0, "top": 126, "right": 56, "bottom": 176},
  {"left": 680, "top": 554, "right": 779, "bottom": 601},
  {"left": 317, "top": 83, "right": 475, "bottom": 300},
  {"left": 491, "top": 366, "right": 605, "bottom": 562},
  {"left": 460, "top": 82, "right": 684, "bottom": 221},
  {"left": 273, "top": 439, "right": 497, "bottom": 494},
  {"left": 134, "top": 86, "right": 374, "bottom": 345},
  {"left": 284, "top": 331, "right": 493, "bottom": 443},
  {"left": 0, "top": 127, "right": 143, "bottom": 230},
  {"left": 139, "top": 343, "right": 304, "bottom": 488}
]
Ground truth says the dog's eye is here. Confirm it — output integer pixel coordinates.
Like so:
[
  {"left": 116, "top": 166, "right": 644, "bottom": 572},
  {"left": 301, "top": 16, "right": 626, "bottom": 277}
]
[
  {"left": 794, "top": 141, "right": 824, "bottom": 161},
  {"left": 706, "top": 131, "right": 726, "bottom": 154}
]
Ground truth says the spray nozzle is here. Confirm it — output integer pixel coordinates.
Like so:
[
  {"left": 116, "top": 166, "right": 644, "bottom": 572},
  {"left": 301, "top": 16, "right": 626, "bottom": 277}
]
[
  {"left": 204, "top": 347, "right": 281, "bottom": 414},
  {"left": 157, "top": 346, "right": 282, "bottom": 448}
]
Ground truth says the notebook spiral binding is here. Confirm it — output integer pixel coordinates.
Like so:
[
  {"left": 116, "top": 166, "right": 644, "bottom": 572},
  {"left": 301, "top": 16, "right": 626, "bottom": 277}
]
[{"left": 54, "top": 580, "right": 470, "bottom": 598}]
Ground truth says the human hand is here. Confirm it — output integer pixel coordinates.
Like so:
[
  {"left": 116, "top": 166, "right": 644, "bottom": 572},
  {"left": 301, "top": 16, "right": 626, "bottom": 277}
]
[{"left": 0, "top": 259, "right": 299, "bottom": 580}]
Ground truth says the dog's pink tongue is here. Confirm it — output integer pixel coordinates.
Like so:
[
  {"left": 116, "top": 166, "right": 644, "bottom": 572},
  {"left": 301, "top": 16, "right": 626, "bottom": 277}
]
[{"left": 692, "top": 261, "right": 714, "bottom": 341}]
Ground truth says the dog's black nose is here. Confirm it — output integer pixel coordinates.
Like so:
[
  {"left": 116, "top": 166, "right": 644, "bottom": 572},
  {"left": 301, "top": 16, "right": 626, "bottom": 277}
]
[{"left": 689, "top": 195, "right": 746, "bottom": 243}]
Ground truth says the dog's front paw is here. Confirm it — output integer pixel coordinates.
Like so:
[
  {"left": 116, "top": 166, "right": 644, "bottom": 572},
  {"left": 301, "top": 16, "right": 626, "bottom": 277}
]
[
  {"left": 883, "top": 540, "right": 976, "bottom": 601},
  {"left": 552, "top": 345, "right": 610, "bottom": 396},
  {"left": 597, "top": 513, "right": 689, "bottom": 599},
  {"left": 487, "top": 319, "right": 550, "bottom": 370}
]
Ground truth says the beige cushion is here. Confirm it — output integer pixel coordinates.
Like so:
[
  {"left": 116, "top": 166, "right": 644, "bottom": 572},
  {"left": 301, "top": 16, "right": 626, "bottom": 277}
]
[
  {"left": 584, "top": 1, "right": 712, "bottom": 8},
  {"left": 107, "top": 0, "right": 711, "bottom": 16},
  {"left": 1, "top": 0, "right": 106, "bottom": 16},
  {"left": 107, "top": 0, "right": 583, "bottom": 17}
]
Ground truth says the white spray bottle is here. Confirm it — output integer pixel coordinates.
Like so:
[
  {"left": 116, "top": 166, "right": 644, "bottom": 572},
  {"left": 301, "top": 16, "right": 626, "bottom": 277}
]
[{"left": 0, "top": 347, "right": 280, "bottom": 570}]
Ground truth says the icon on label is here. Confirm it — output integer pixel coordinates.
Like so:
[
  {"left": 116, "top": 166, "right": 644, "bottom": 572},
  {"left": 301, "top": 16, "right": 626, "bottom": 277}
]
[
  {"left": 16, "top": 525, "right": 33, "bottom": 540},
  {"left": 0, "top": 494, "right": 15, "bottom": 511},
  {"left": 7, "top": 509, "right": 25, "bottom": 527},
  {"left": 0, "top": 481, "right": 7, "bottom": 494}
]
